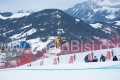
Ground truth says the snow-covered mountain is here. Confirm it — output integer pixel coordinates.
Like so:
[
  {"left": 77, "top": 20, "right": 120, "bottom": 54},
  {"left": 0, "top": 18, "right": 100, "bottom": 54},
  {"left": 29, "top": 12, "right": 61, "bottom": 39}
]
[
  {"left": 0, "top": 9, "right": 119, "bottom": 53},
  {"left": 17, "top": 10, "right": 34, "bottom": 14},
  {"left": 0, "top": 10, "right": 34, "bottom": 20},
  {"left": 65, "top": 0, "right": 120, "bottom": 22}
]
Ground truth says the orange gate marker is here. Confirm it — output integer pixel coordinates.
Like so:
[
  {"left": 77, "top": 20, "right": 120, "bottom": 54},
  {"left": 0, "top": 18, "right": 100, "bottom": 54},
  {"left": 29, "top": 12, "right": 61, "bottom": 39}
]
[{"left": 69, "top": 56, "right": 74, "bottom": 64}]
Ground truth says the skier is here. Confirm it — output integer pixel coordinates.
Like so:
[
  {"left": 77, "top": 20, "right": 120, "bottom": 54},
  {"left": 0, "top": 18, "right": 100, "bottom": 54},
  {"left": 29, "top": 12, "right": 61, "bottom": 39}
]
[
  {"left": 54, "top": 37, "right": 60, "bottom": 48},
  {"left": 60, "top": 38, "right": 67, "bottom": 46}
]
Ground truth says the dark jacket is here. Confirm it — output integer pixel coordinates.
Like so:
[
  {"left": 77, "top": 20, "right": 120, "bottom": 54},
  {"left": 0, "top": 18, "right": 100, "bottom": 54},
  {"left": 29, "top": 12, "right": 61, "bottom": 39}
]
[
  {"left": 93, "top": 56, "right": 98, "bottom": 62},
  {"left": 100, "top": 55, "right": 106, "bottom": 62},
  {"left": 84, "top": 55, "right": 90, "bottom": 62},
  {"left": 113, "top": 56, "right": 118, "bottom": 61}
]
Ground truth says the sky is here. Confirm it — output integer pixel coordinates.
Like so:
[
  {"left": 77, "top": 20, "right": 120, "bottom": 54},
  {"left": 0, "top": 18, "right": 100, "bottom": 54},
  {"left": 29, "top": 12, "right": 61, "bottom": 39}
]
[{"left": 0, "top": 0, "right": 86, "bottom": 13}]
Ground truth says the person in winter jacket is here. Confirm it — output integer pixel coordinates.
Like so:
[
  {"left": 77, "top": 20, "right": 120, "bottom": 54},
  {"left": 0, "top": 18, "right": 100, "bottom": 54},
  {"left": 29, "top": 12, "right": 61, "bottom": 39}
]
[
  {"left": 84, "top": 55, "right": 90, "bottom": 62},
  {"left": 93, "top": 56, "right": 98, "bottom": 62},
  {"left": 54, "top": 37, "right": 60, "bottom": 48},
  {"left": 113, "top": 55, "right": 118, "bottom": 61},
  {"left": 100, "top": 54, "right": 106, "bottom": 62}
]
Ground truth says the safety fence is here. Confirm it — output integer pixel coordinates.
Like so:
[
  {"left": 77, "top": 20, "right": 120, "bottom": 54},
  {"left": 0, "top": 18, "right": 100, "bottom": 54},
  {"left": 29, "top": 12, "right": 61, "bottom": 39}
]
[{"left": 0, "top": 36, "right": 120, "bottom": 69}]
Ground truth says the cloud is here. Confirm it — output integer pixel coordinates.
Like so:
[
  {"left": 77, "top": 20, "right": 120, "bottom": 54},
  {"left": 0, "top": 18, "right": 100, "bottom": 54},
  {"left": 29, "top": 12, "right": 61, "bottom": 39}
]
[{"left": 0, "top": 0, "right": 86, "bottom": 12}]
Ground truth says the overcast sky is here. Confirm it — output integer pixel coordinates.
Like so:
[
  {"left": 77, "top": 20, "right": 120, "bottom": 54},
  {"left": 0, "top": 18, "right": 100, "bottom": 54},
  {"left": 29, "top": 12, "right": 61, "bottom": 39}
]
[{"left": 0, "top": 0, "right": 86, "bottom": 13}]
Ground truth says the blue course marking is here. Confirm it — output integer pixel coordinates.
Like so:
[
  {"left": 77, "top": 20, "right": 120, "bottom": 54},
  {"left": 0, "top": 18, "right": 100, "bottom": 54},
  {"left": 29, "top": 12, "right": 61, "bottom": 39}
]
[
  {"left": 0, "top": 64, "right": 120, "bottom": 71},
  {"left": 0, "top": 67, "right": 120, "bottom": 71}
]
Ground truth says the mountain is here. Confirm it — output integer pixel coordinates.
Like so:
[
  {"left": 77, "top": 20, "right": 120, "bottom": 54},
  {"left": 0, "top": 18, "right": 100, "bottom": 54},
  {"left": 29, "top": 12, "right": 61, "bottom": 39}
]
[
  {"left": 64, "top": 0, "right": 120, "bottom": 22},
  {"left": 0, "top": 10, "right": 34, "bottom": 20},
  {"left": 0, "top": 9, "right": 119, "bottom": 53},
  {"left": 17, "top": 10, "right": 34, "bottom": 14},
  {"left": 0, "top": 12, "right": 13, "bottom": 17}
]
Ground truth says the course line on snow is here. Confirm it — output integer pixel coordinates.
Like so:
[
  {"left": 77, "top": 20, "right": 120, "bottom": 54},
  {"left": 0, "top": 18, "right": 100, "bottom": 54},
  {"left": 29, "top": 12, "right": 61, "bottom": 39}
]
[{"left": 0, "top": 64, "right": 120, "bottom": 71}]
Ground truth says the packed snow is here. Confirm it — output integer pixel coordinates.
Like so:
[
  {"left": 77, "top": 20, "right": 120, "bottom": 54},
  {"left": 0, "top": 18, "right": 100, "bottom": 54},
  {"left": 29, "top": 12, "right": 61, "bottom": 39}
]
[{"left": 0, "top": 61, "right": 120, "bottom": 80}]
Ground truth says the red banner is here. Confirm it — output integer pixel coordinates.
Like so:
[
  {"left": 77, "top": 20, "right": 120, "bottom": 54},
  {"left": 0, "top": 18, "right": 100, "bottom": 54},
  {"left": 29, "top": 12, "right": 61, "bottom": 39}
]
[{"left": 16, "top": 48, "right": 32, "bottom": 66}]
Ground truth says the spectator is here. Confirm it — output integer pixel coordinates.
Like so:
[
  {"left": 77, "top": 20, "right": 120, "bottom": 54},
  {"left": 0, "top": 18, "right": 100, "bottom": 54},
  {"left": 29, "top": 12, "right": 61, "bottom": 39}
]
[
  {"left": 113, "top": 55, "right": 118, "bottom": 61},
  {"left": 119, "top": 55, "right": 120, "bottom": 61},
  {"left": 84, "top": 55, "right": 90, "bottom": 62},
  {"left": 73, "top": 54, "right": 76, "bottom": 61},
  {"left": 100, "top": 54, "right": 106, "bottom": 62},
  {"left": 93, "top": 56, "right": 98, "bottom": 62},
  {"left": 57, "top": 57, "right": 59, "bottom": 63},
  {"left": 30, "top": 63, "right": 31, "bottom": 66}
]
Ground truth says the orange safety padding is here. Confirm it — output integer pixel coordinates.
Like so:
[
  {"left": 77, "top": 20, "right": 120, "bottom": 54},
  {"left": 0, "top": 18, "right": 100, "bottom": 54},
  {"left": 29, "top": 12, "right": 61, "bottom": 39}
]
[
  {"left": 53, "top": 58, "right": 58, "bottom": 65},
  {"left": 106, "top": 51, "right": 111, "bottom": 60},
  {"left": 69, "top": 56, "right": 74, "bottom": 64},
  {"left": 40, "top": 61, "right": 43, "bottom": 66},
  {"left": 88, "top": 54, "right": 92, "bottom": 60}
]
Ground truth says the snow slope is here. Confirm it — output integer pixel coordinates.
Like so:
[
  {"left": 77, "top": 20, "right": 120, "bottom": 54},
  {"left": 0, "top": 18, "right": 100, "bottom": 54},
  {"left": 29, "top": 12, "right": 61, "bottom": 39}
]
[
  {"left": 0, "top": 13, "right": 30, "bottom": 20},
  {"left": 0, "top": 61, "right": 120, "bottom": 80}
]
